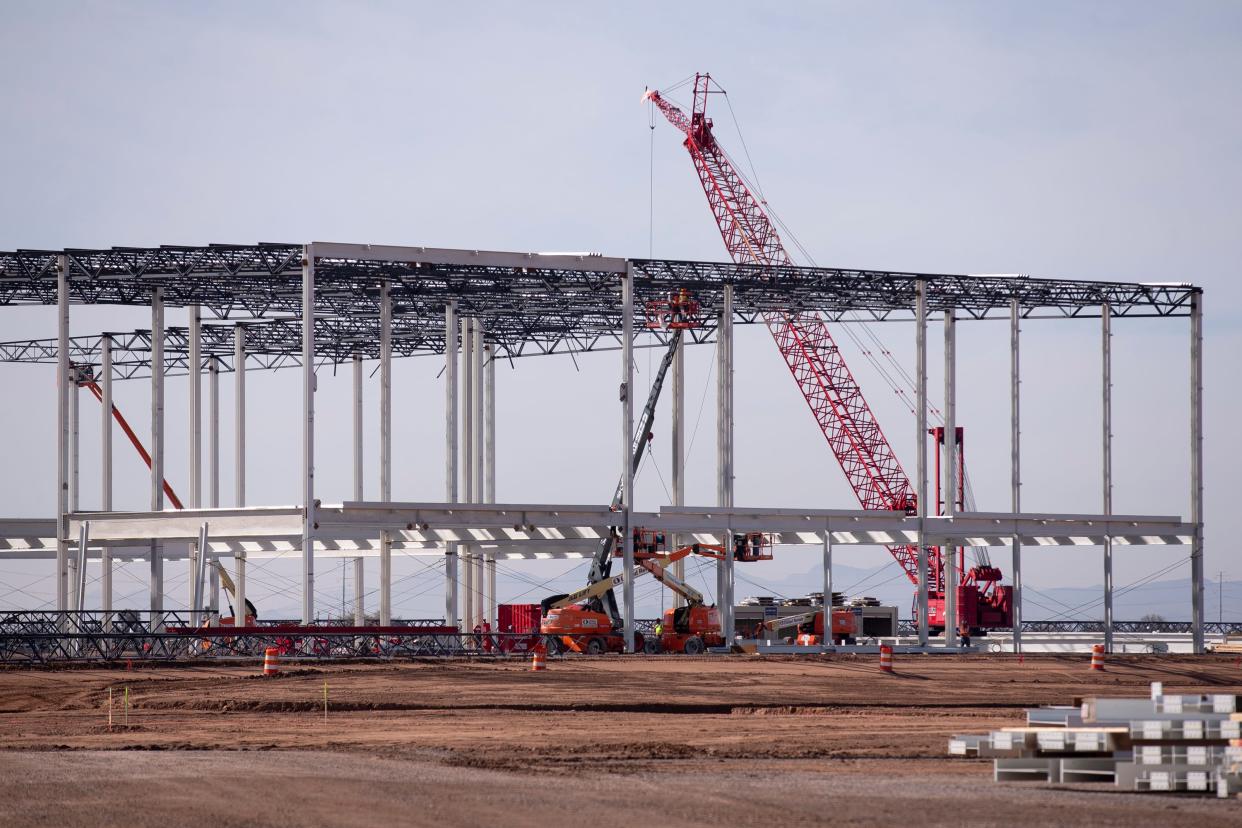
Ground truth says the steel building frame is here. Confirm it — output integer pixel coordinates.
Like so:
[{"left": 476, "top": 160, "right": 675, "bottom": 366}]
[{"left": 0, "top": 242, "right": 1206, "bottom": 654}]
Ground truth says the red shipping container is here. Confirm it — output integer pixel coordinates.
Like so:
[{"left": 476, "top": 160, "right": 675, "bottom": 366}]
[{"left": 498, "top": 603, "right": 542, "bottom": 634}]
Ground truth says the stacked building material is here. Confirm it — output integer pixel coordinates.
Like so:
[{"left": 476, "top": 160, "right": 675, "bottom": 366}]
[
  {"left": 847, "top": 596, "right": 881, "bottom": 607},
  {"left": 948, "top": 683, "right": 1242, "bottom": 797}
]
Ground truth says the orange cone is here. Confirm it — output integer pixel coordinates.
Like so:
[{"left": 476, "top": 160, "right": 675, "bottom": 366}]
[
  {"left": 263, "top": 646, "right": 280, "bottom": 677},
  {"left": 531, "top": 643, "right": 547, "bottom": 672},
  {"left": 879, "top": 644, "right": 893, "bottom": 673},
  {"left": 1090, "top": 643, "right": 1105, "bottom": 671}
]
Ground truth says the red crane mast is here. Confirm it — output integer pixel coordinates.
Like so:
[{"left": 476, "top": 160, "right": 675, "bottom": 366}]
[{"left": 645, "top": 74, "right": 941, "bottom": 595}]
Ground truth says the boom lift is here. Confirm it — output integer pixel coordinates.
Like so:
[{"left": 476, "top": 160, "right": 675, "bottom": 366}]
[{"left": 645, "top": 74, "right": 1013, "bottom": 633}]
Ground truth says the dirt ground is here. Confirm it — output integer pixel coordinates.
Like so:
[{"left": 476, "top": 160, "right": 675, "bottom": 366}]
[{"left": 2, "top": 654, "right": 1241, "bottom": 826}]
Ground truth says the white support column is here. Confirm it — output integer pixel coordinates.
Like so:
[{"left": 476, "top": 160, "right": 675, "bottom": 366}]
[
  {"left": 300, "top": 247, "right": 316, "bottom": 626},
  {"left": 379, "top": 280, "right": 392, "bottom": 626},
  {"left": 943, "top": 308, "right": 958, "bottom": 647},
  {"left": 444, "top": 302, "right": 459, "bottom": 628},
  {"left": 485, "top": 342, "right": 496, "bottom": 627},
  {"left": 209, "top": 356, "right": 220, "bottom": 509},
  {"left": 55, "top": 255, "right": 69, "bottom": 612},
  {"left": 68, "top": 370, "right": 80, "bottom": 599},
  {"left": 822, "top": 526, "right": 833, "bottom": 645},
  {"left": 716, "top": 284, "right": 735, "bottom": 640},
  {"left": 1102, "top": 303, "right": 1114, "bottom": 653},
  {"left": 462, "top": 317, "right": 474, "bottom": 635},
  {"left": 209, "top": 564, "right": 220, "bottom": 625},
  {"left": 100, "top": 336, "right": 113, "bottom": 620},
  {"left": 187, "top": 306, "right": 201, "bottom": 614},
  {"left": 233, "top": 324, "right": 246, "bottom": 626},
  {"left": 914, "top": 280, "right": 929, "bottom": 646},
  {"left": 471, "top": 322, "right": 484, "bottom": 630},
  {"left": 150, "top": 287, "right": 165, "bottom": 614},
  {"left": 621, "top": 264, "right": 636, "bottom": 652},
  {"left": 1010, "top": 299, "right": 1022, "bottom": 654},
  {"left": 671, "top": 333, "right": 685, "bottom": 608},
  {"left": 1190, "top": 291, "right": 1204, "bottom": 654},
  {"left": 75, "top": 521, "right": 89, "bottom": 613},
  {"left": 352, "top": 353, "right": 366, "bottom": 627}
]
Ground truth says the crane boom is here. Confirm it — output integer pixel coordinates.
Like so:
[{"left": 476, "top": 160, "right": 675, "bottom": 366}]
[{"left": 645, "top": 76, "right": 930, "bottom": 588}]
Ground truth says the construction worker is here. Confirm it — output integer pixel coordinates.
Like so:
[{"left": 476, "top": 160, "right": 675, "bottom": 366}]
[
  {"left": 654, "top": 620, "right": 664, "bottom": 637},
  {"left": 958, "top": 621, "right": 972, "bottom": 649}
]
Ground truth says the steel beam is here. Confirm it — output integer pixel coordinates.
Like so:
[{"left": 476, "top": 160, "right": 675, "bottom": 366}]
[
  {"left": 943, "top": 308, "right": 958, "bottom": 645},
  {"left": 472, "top": 321, "right": 484, "bottom": 630},
  {"left": 100, "top": 336, "right": 113, "bottom": 619},
  {"left": 233, "top": 324, "right": 246, "bottom": 628},
  {"left": 68, "top": 371, "right": 79, "bottom": 601},
  {"left": 379, "top": 280, "right": 392, "bottom": 626},
  {"left": 301, "top": 248, "right": 315, "bottom": 625},
  {"left": 209, "top": 357, "right": 220, "bottom": 509},
  {"left": 1010, "top": 298, "right": 1022, "bottom": 654},
  {"left": 1191, "top": 291, "right": 1204, "bottom": 653},
  {"left": 444, "top": 302, "right": 459, "bottom": 628},
  {"left": 150, "top": 287, "right": 165, "bottom": 615},
  {"left": 621, "top": 265, "right": 636, "bottom": 652},
  {"left": 671, "top": 329, "right": 685, "bottom": 607},
  {"left": 1102, "top": 303, "right": 1113, "bottom": 652},
  {"left": 462, "top": 317, "right": 474, "bottom": 635},
  {"left": 915, "top": 279, "right": 929, "bottom": 645},
  {"left": 485, "top": 341, "right": 496, "bottom": 627},
  {"left": 56, "top": 254, "right": 68, "bottom": 612},
  {"left": 717, "top": 283, "right": 735, "bottom": 640},
  {"left": 353, "top": 353, "right": 365, "bottom": 627},
  {"left": 187, "top": 306, "right": 201, "bottom": 614}
]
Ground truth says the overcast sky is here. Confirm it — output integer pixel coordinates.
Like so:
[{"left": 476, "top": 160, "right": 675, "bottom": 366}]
[{"left": 1, "top": 2, "right": 1238, "bottom": 618}]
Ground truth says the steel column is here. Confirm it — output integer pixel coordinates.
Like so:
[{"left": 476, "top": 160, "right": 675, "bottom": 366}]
[
  {"left": 209, "top": 357, "right": 220, "bottom": 508},
  {"left": 471, "top": 322, "right": 484, "bottom": 629},
  {"left": 379, "top": 280, "right": 392, "bottom": 626},
  {"left": 671, "top": 331, "right": 685, "bottom": 607},
  {"left": 187, "top": 306, "right": 201, "bottom": 614},
  {"left": 1010, "top": 298, "right": 1022, "bottom": 654},
  {"left": 1102, "top": 303, "right": 1114, "bottom": 653},
  {"left": 68, "top": 372, "right": 79, "bottom": 600},
  {"left": 462, "top": 317, "right": 474, "bottom": 635},
  {"left": 915, "top": 279, "right": 929, "bottom": 646},
  {"left": 621, "top": 264, "right": 636, "bottom": 652},
  {"left": 444, "top": 302, "right": 459, "bottom": 628},
  {"left": 352, "top": 353, "right": 366, "bottom": 626},
  {"left": 150, "top": 287, "right": 164, "bottom": 614},
  {"left": 300, "top": 248, "right": 315, "bottom": 625},
  {"left": 717, "top": 283, "right": 735, "bottom": 640},
  {"left": 943, "top": 308, "right": 958, "bottom": 646},
  {"left": 822, "top": 526, "right": 833, "bottom": 645},
  {"left": 485, "top": 342, "right": 496, "bottom": 627},
  {"left": 55, "top": 255, "right": 68, "bottom": 612},
  {"left": 75, "top": 521, "right": 89, "bottom": 612},
  {"left": 233, "top": 324, "right": 245, "bottom": 627},
  {"left": 1191, "top": 291, "right": 1204, "bottom": 654},
  {"left": 100, "top": 336, "right": 113, "bottom": 619}
]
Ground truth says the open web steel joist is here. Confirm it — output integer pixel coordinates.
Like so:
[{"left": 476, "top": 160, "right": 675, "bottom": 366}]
[{"left": 0, "top": 244, "right": 1197, "bottom": 378}]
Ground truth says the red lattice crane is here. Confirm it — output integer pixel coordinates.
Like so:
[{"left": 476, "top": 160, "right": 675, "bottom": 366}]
[{"left": 646, "top": 74, "right": 1012, "bottom": 631}]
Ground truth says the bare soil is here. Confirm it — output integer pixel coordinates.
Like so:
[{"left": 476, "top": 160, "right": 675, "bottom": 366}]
[{"left": 1, "top": 654, "right": 1240, "bottom": 826}]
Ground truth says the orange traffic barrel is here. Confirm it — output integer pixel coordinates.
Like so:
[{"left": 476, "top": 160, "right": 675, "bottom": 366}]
[
  {"left": 1090, "top": 643, "right": 1105, "bottom": 671},
  {"left": 263, "top": 646, "right": 281, "bottom": 676},
  {"left": 879, "top": 643, "right": 893, "bottom": 673},
  {"left": 531, "top": 643, "right": 547, "bottom": 672}
]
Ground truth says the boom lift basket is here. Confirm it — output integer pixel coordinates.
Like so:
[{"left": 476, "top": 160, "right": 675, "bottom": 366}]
[{"left": 644, "top": 289, "right": 701, "bottom": 330}]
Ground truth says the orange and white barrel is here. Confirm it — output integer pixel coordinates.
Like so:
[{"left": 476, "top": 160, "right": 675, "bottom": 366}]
[
  {"left": 531, "top": 644, "right": 547, "bottom": 672},
  {"left": 263, "top": 646, "right": 280, "bottom": 676},
  {"left": 1090, "top": 643, "right": 1105, "bottom": 671},
  {"left": 879, "top": 644, "right": 893, "bottom": 673}
]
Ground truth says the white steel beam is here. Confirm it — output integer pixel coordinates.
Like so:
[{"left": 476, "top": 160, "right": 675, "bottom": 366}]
[
  {"left": 56, "top": 254, "right": 69, "bottom": 612},
  {"left": 915, "top": 279, "right": 929, "bottom": 645},
  {"left": 1191, "top": 291, "right": 1204, "bottom": 653},
  {"left": 306, "top": 241, "right": 626, "bottom": 273},
  {"left": 100, "top": 336, "right": 113, "bottom": 620},
  {"left": 150, "top": 286, "right": 165, "bottom": 615},
  {"left": 209, "top": 357, "right": 220, "bottom": 509},
  {"left": 187, "top": 305, "right": 201, "bottom": 615},
  {"left": 485, "top": 340, "right": 496, "bottom": 627},
  {"left": 622, "top": 264, "right": 636, "bottom": 652},
  {"left": 233, "top": 324, "right": 246, "bottom": 628},
  {"left": 1102, "top": 303, "right": 1114, "bottom": 652},
  {"left": 671, "top": 332, "right": 685, "bottom": 608},
  {"left": 943, "top": 308, "right": 958, "bottom": 646},
  {"left": 472, "top": 321, "right": 484, "bottom": 630},
  {"left": 301, "top": 247, "right": 316, "bottom": 625},
  {"left": 379, "top": 280, "right": 392, "bottom": 626},
  {"left": 717, "top": 284, "right": 735, "bottom": 640},
  {"left": 462, "top": 317, "right": 474, "bottom": 635},
  {"left": 444, "top": 302, "right": 459, "bottom": 628},
  {"left": 353, "top": 353, "right": 365, "bottom": 627},
  {"left": 1010, "top": 298, "right": 1022, "bottom": 654}
]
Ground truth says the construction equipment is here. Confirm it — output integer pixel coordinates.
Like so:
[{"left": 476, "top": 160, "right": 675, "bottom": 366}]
[
  {"left": 208, "top": 560, "right": 258, "bottom": 627},
  {"left": 542, "top": 541, "right": 734, "bottom": 654},
  {"left": 646, "top": 73, "right": 1012, "bottom": 633},
  {"left": 762, "top": 608, "right": 859, "bottom": 645}
]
